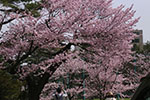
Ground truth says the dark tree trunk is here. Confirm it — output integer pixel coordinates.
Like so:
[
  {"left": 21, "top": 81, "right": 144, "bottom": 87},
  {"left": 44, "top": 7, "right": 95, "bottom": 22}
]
[
  {"left": 6, "top": 43, "right": 70, "bottom": 100},
  {"left": 26, "top": 75, "right": 42, "bottom": 100},
  {"left": 26, "top": 72, "right": 53, "bottom": 100},
  {"left": 28, "top": 85, "right": 41, "bottom": 100},
  {"left": 26, "top": 61, "right": 64, "bottom": 100}
]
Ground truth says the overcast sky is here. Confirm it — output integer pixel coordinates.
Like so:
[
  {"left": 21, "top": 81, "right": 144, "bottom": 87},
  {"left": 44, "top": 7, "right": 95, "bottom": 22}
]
[{"left": 112, "top": 0, "right": 150, "bottom": 43}]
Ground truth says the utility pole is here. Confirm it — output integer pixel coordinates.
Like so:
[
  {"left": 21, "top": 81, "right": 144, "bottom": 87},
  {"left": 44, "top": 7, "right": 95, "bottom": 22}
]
[{"left": 82, "top": 69, "right": 85, "bottom": 100}]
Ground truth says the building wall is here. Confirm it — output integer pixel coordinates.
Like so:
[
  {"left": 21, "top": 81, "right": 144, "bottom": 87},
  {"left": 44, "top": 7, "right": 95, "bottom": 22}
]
[{"left": 133, "top": 30, "right": 143, "bottom": 50}]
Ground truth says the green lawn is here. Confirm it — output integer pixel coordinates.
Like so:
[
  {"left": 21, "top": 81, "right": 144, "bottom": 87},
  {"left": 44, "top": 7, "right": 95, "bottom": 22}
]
[
  {"left": 79, "top": 98, "right": 130, "bottom": 100},
  {"left": 123, "top": 98, "right": 130, "bottom": 100}
]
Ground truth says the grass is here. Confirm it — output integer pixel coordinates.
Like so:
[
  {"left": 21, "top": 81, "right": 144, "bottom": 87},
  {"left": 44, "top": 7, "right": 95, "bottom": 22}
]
[
  {"left": 123, "top": 98, "right": 130, "bottom": 100},
  {"left": 79, "top": 98, "right": 130, "bottom": 100}
]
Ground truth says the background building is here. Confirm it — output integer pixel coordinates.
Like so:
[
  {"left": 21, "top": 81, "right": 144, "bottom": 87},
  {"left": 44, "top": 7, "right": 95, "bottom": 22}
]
[{"left": 132, "top": 30, "right": 143, "bottom": 51}]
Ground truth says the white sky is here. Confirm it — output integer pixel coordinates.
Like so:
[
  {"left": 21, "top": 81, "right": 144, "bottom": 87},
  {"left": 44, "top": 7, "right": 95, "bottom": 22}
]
[{"left": 112, "top": 0, "right": 150, "bottom": 43}]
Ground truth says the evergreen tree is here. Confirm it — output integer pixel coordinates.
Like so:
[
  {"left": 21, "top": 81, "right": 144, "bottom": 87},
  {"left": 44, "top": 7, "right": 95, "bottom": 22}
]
[{"left": 0, "top": 70, "right": 22, "bottom": 100}]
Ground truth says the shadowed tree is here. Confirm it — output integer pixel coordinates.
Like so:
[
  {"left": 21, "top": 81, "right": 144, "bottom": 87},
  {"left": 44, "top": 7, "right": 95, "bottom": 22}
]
[{"left": 0, "top": 70, "right": 22, "bottom": 100}]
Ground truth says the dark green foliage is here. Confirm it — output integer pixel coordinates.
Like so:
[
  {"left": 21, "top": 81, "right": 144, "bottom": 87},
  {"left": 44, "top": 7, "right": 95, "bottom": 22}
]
[
  {"left": 0, "top": 0, "right": 31, "bottom": 8},
  {"left": 0, "top": 0, "right": 32, "bottom": 5},
  {"left": 131, "top": 44, "right": 141, "bottom": 53},
  {"left": 25, "top": 2, "right": 41, "bottom": 17},
  {"left": 0, "top": 70, "right": 22, "bottom": 100},
  {"left": 0, "top": 0, "right": 42, "bottom": 17},
  {"left": 132, "top": 41, "right": 150, "bottom": 54},
  {"left": 143, "top": 41, "right": 150, "bottom": 53},
  {"left": 0, "top": 55, "right": 3, "bottom": 63}
]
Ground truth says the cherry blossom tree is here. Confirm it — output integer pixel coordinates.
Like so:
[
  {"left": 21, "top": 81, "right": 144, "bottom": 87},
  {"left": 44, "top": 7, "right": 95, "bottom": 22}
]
[
  {"left": 116, "top": 48, "right": 150, "bottom": 98},
  {"left": 130, "top": 53, "right": 150, "bottom": 83},
  {"left": 40, "top": 58, "right": 87, "bottom": 100},
  {"left": 0, "top": 0, "right": 139, "bottom": 100},
  {"left": 41, "top": 45, "right": 149, "bottom": 100},
  {"left": 83, "top": 57, "right": 137, "bottom": 99}
]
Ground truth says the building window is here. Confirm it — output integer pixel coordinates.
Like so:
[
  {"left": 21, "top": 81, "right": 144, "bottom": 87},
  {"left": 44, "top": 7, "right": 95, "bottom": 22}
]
[
  {"left": 132, "top": 38, "right": 140, "bottom": 43},
  {"left": 134, "top": 39, "right": 140, "bottom": 43},
  {"left": 133, "top": 31, "right": 140, "bottom": 35}
]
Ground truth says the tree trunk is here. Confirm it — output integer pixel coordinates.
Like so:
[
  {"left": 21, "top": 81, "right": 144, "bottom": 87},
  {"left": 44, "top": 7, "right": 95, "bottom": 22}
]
[
  {"left": 28, "top": 85, "right": 41, "bottom": 100},
  {"left": 26, "top": 61, "right": 64, "bottom": 100},
  {"left": 26, "top": 75, "right": 42, "bottom": 100},
  {"left": 26, "top": 72, "right": 51, "bottom": 100}
]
